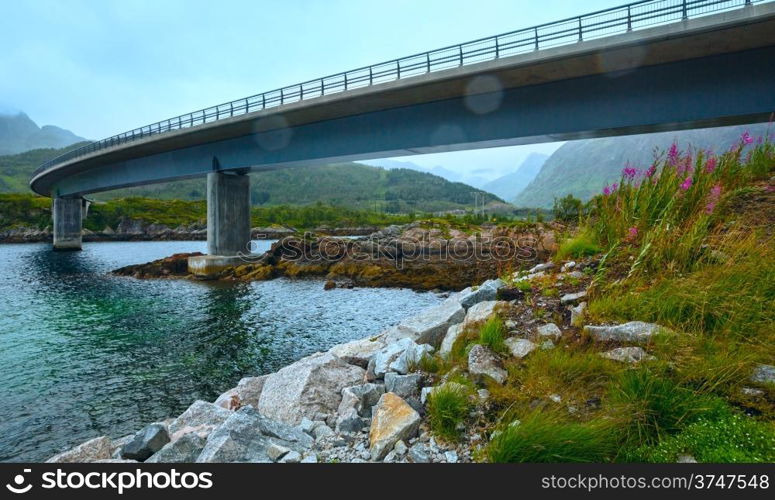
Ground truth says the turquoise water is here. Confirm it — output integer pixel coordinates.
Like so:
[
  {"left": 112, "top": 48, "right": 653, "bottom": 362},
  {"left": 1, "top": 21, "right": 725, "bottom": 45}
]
[{"left": 0, "top": 241, "right": 440, "bottom": 462}]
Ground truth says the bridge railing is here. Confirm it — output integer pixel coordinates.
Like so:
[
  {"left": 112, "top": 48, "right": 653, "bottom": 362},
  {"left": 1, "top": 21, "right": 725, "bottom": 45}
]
[{"left": 35, "top": 0, "right": 766, "bottom": 176}]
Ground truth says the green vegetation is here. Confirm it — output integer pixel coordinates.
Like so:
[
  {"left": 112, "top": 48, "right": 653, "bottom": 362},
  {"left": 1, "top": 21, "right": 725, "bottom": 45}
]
[
  {"left": 628, "top": 413, "right": 775, "bottom": 463},
  {"left": 552, "top": 193, "right": 583, "bottom": 223},
  {"left": 487, "top": 411, "right": 616, "bottom": 463},
  {"left": 513, "top": 122, "right": 771, "bottom": 208},
  {"left": 427, "top": 382, "right": 473, "bottom": 442},
  {"left": 477, "top": 316, "right": 506, "bottom": 353},
  {"left": 419, "top": 134, "right": 774, "bottom": 463},
  {"left": 0, "top": 194, "right": 421, "bottom": 232}
]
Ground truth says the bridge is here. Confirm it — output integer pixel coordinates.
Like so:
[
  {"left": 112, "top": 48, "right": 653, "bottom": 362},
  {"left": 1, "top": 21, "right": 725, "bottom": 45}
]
[{"left": 30, "top": 0, "right": 775, "bottom": 274}]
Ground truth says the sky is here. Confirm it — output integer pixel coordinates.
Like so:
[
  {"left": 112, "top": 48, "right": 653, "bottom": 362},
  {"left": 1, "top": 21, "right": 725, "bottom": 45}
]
[{"left": 0, "top": 0, "right": 617, "bottom": 182}]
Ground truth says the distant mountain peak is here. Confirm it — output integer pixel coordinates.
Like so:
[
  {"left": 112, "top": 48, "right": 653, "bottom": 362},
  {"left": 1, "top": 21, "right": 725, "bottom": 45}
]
[{"left": 0, "top": 111, "right": 86, "bottom": 155}]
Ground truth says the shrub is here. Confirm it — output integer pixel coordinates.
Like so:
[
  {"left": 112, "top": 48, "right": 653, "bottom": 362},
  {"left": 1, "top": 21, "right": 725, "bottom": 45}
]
[
  {"left": 553, "top": 194, "right": 583, "bottom": 223},
  {"left": 427, "top": 383, "right": 473, "bottom": 441},
  {"left": 628, "top": 413, "right": 775, "bottom": 463},
  {"left": 487, "top": 411, "right": 617, "bottom": 463}
]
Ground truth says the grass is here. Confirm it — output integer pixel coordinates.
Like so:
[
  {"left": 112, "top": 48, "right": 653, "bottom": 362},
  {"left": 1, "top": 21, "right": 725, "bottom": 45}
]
[
  {"left": 478, "top": 316, "right": 507, "bottom": 353},
  {"left": 427, "top": 382, "right": 473, "bottom": 442},
  {"left": 490, "top": 347, "right": 623, "bottom": 413},
  {"left": 486, "top": 411, "right": 617, "bottom": 463},
  {"left": 606, "top": 369, "right": 729, "bottom": 449},
  {"left": 627, "top": 413, "right": 775, "bottom": 463},
  {"left": 477, "top": 136, "right": 775, "bottom": 464},
  {"left": 556, "top": 228, "right": 602, "bottom": 260}
]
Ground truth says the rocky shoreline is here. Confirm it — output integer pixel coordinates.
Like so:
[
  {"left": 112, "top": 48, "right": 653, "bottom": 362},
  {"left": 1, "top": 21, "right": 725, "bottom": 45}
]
[{"left": 45, "top": 257, "right": 775, "bottom": 464}]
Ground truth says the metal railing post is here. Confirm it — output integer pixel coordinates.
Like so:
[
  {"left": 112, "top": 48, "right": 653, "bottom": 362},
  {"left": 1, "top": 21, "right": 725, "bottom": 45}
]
[
  {"left": 368, "top": 67, "right": 373, "bottom": 85},
  {"left": 458, "top": 45, "right": 464, "bottom": 66},
  {"left": 534, "top": 27, "right": 539, "bottom": 50},
  {"left": 627, "top": 5, "right": 632, "bottom": 31},
  {"left": 280, "top": 88, "right": 284, "bottom": 105},
  {"left": 396, "top": 60, "right": 401, "bottom": 79},
  {"left": 682, "top": 0, "right": 688, "bottom": 19},
  {"left": 578, "top": 17, "right": 583, "bottom": 41},
  {"left": 344, "top": 73, "right": 348, "bottom": 90},
  {"left": 495, "top": 37, "right": 500, "bottom": 59},
  {"left": 426, "top": 53, "right": 431, "bottom": 72}
]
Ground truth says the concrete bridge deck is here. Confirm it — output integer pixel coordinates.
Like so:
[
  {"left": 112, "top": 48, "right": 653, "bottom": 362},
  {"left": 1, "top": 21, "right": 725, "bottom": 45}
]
[{"left": 30, "top": 0, "right": 775, "bottom": 259}]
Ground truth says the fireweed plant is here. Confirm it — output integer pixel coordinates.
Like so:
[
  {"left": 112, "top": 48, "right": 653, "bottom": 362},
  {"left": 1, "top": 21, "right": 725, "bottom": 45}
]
[{"left": 590, "top": 132, "right": 774, "bottom": 276}]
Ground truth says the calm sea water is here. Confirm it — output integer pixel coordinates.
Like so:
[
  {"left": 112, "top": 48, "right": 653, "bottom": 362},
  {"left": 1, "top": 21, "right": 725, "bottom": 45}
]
[{"left": 0, "top": 241, "right": 440, "bottom": 462}]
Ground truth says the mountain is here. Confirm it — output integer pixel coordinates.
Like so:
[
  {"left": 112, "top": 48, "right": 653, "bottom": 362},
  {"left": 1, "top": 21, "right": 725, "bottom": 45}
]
[
  {"left": 0, "top": 147, "right": 501, "bottom": 212},
  {"left": 0, "top": 112, "right": 87, "bottom": 155},
  {"left": 364, "top": 159, "right": 464, "bottom": 183},
  {"left": 480, "top": 152, "right": 548, "bottom": 200},
  {"left": 513, "top": 123, "right": 773, "bottom": 208}
]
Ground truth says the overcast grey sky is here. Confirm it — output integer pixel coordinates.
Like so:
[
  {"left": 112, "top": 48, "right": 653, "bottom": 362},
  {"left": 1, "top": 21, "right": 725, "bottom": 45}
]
[{"left": 0, "top": 0, "right": 616, "bottom": 180}]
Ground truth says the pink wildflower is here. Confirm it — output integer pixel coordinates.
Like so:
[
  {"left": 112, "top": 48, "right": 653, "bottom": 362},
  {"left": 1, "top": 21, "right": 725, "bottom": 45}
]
[
  {"left": 645, "top": 163, "right": 657, "bottom": 178},
  {"left": 622, "top": 164, "right": 638, "bottom": 180},
  {"left": 667, "top": 143, "right": 679, "bottom": 166},
  {"left": 627, "top": 226, "right": 638, "bottom": 240},
  {"left": 704, "top": 156, "right": 717, "bottom": 173},
  {"left": 680, "top": 176, "right": 693, "bottom": 191},
  {"left": 741, "top": 131, "right": 753, "bottom": 145}
]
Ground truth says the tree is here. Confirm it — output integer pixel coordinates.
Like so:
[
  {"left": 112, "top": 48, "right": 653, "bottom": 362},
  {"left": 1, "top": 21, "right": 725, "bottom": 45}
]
[{"left": 553, "top": 194, "right": 583, "bottom": 223}]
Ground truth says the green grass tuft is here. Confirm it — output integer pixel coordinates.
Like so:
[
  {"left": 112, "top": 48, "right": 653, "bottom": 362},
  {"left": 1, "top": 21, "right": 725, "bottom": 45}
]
[
  {"left": 427, "top": 382, "right": 473, "bottom": 442},
  {"left": 487, "top": 411, "right": 617, "bottom": 463}
]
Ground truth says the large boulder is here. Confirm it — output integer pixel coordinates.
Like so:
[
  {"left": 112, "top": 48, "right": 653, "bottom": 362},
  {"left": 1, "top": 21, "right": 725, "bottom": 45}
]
[
  {"left": 337, "top": 383, "right": 385, "bottom": 418},
  {"left": 120, "top": 423, "right": 170, "bottom": 461},
  {"left": 439, "top": 323, "right": 465, "bottom": 359},
  {"left": 369, "top": 338, "right": 433, "bottom": 378},
  {"left": 468, "top": 345, "right": 507, "bottom": 384},
  {"left": 463, "top": 301, "right": 507, "bottom": 326},
  {"left": 145, "top": 432, "right": 207, "bottom": 463},
  {"left": 196, "top": 406, "right": 311, "bottom": 463},
  {"left": 584, "top": 321, "right": 661, "bottom": 343},
  {"left": 369, "top": 393, "right": 421, "bottom": 461},
  {"left": 213, "top": 388, "right": 239, "bottom": 410},
  {"left": 449, "top": 279, "right": 505, "bottom": 310},
  {"left": 236, "top": 375, "right": 269, "bottom": 408},
  {"left": 394, "top": 300, "right": 465, "bottom": 346},
  {"left": 258, "top": 352, "right": 365, "bottom": 425},
  {"left": 168, "top": 400, "right": 232, "bottom": 436},
  {"left": 384, "top": 373, "right": 422, "bottom": 399},
  {"left": 47, "top": 436, "right": 113, "bottom": 463},
  {"left": 329, "top": 336, "right": 386, "bottom": 368}
]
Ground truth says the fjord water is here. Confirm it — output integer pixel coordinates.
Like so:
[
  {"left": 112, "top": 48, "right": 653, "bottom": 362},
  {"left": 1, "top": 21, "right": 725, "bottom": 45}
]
[{"left": 0, "top": 241, "right": 440, "bottom": 462}]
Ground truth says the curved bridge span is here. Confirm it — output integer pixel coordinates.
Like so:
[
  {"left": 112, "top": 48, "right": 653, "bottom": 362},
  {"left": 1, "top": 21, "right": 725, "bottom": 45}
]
[{"left": 32, "top": 0, "right": 775, "bottom": 260}]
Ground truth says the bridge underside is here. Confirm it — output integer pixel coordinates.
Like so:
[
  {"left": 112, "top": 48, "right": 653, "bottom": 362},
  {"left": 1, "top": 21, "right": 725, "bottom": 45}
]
[{"left": 45, "top": 45, "right": 775, "bottom": 198}]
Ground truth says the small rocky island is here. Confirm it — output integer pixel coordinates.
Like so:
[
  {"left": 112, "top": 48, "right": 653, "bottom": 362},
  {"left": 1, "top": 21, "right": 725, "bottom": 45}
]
[{"left": 113, "top": 222, "right": 558, "bottom": 290}]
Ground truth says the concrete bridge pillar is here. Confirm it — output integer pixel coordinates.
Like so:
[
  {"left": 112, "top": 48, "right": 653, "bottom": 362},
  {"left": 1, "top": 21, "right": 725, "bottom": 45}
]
[
  {"left": 188, "top": 171, "right": 251, "bottom": 278},
  {"left": 52, "top": 196, "right": 84, "bottom": 251}
]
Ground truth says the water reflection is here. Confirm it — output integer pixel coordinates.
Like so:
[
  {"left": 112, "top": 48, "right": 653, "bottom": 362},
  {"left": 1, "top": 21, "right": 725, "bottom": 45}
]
[{"left": 0, "top": 241, "right": 440, "bottom": 462}]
